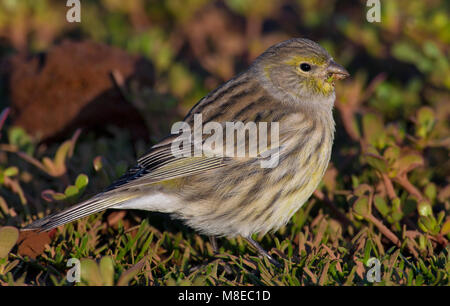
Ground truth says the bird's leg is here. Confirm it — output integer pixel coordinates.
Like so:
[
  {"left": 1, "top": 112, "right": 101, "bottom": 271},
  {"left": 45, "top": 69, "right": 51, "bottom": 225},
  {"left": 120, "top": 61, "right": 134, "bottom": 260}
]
[
  {"left": 209, "top": 236, "right": 219, "bottom": 253},
  {"left": 245, "top": 237, "right": 281, "bottom": 267}
]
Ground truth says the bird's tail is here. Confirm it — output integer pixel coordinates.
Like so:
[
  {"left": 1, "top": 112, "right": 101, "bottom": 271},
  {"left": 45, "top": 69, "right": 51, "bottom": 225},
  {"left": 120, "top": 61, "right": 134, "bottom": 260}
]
[{"left": 22, "top": 191, "right": 138, "bottom": 232}]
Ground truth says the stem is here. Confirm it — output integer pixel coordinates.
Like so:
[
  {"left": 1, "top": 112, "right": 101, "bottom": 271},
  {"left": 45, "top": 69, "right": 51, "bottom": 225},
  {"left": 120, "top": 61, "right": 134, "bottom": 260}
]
[
  {"left": 0, "top": 144, "right": 49, "bottom": 174},
  {"left": 382, "top": 173, "right": 418, "bottom": 230},
  {"left": 366, "top": 214, "right": 400, "bottom": 246},
  {"left": 394, "top": 173, "right": 423, "bottom": 201},
  {"left": 381, "top": 173, "right": 397, "bottom": 200}
]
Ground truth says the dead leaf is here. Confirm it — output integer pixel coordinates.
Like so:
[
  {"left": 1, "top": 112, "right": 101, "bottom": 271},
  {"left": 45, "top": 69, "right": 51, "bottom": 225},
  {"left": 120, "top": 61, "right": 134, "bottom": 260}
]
[{"left": 17, "top": 230, "right": 52, "bottom": 259}]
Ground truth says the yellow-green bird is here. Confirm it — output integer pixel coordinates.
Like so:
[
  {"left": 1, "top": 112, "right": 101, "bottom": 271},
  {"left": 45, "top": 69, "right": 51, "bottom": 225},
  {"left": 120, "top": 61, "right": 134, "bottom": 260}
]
[{"left": 23, "top": 38, "right": 349, "bottom": 264}]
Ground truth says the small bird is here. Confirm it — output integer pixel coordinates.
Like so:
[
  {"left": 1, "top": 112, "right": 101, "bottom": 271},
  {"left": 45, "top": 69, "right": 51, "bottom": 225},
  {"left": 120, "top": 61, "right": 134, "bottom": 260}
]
[{"left": 23, "top": 38, "right": 349, "bottom": 264}]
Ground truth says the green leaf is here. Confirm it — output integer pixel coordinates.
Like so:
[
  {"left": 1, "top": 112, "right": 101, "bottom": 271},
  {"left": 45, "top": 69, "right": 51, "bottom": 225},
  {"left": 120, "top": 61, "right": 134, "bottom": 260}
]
[
  {"left": 80, "top": 259, "right": 103, "bottom": 286},
  {"left": 422, "top": 41, "right": 442, "bottom": 59},
  {"left": 418, "top": 216, "right": 438, "bottom": 234},
  {"left": 0, "top": 226, "right": 19, "bottom": 258},
  {"left": 418, "top": 201, "right": 432, "bottom": 217},
  {"left": 436, "top": 211, "right": 445, "bottom": 225},
  {"left": 392, "top": 42, "right": 433, "bottom": 72},
  {"left": 415, "top": 107, "right": 435, "bottom": 138},
  {"left": 365, "top": 152, "right": 387, "bottom": 173},
  {"left": 391, "top": 211, "right": 403, "bottom": 222},
  {"left": 52, "top": 192, "right": 67, "bottom": 201},
  {"left": 53, "top": 141, "right": 72, "bottom": 177},
  {"left": 393, "top": 42, "right": 421, "bottom": 63},
  {"left": 424, "top": 183, "right": 437, "bottom": 202},
  {"left": 64, "top": 185, "right": 79, "bottom": 202},
  {"left": 396, "top": 153, "right": 423, "bottom": 174},
  {"left": 374, "top": 195, "right": 390, "bottom": 217},
  {"left": 392, "top": 197, "right": 401, "bottom": 211},
  {"left": 3, "top": 167, "right": 18, "bottom": 177},
  {"left": 441, "top": 220, "right": 450, "bottom": 235},
  {"left": 75, "top": 174, "right": 89, "bottom": 194},
  {"left": 383, "top": 145, "right": 400, "bottom": 165},
  {"left": 42, "top": 157, "right": 56, "bottom": 176},
  {"left": 353, "top": 196, "right": 370, "bottom": 218},
  {"left": 99, "top": 256, "right": 115, "bottom": 286},
  {"left": 418, "top": 219, "right": 428, "bottom": 233},
  {"left": 8, "top": 127, "right": 34, "bottom": 155},
  {"left": 403, "top": 198, "right": 417, "bottom": 215}
]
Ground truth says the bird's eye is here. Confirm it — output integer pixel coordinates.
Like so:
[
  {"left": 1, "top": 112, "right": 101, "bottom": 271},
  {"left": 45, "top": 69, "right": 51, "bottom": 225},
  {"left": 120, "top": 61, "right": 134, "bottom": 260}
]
[{"left": 299, "top": 63, "right": 311, "bottom": 72}]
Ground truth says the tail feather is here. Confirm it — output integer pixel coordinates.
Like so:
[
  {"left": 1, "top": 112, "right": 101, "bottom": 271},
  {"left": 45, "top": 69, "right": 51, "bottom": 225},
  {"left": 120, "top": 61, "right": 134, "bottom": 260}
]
[{"left": 22, "top": 191, "right": 138, "bottom": 232}]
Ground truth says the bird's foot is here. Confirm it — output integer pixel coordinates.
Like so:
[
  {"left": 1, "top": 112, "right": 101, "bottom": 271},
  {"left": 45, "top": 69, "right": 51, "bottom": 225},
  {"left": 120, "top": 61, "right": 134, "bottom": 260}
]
[{"left": 245, "top": 237, "right": 281, "bottom": 268}]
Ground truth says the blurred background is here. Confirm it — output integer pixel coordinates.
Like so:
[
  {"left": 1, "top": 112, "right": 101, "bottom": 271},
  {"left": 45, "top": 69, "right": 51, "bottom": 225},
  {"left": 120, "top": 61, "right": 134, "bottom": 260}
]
[
  {"left": 0, "top": 0, "right": 448, "bottom": 285},
  {"left": 0, "top": 0, "right": 448, "bottom": 141}
]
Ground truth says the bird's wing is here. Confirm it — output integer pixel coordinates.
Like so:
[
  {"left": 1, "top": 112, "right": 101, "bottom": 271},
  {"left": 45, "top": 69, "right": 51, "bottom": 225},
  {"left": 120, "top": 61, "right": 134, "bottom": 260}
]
[
  {"left": 103, "top": 134, "right": 232, "bottom": 192},
  {"left": 106, "top": 120, "right": 283, "bottom": 192},
  {"left": 22, "top": 134, "right": 236, "bottom": 232},
  {"left": 23, "top": 119, "right": 285, "bottom": 232}
]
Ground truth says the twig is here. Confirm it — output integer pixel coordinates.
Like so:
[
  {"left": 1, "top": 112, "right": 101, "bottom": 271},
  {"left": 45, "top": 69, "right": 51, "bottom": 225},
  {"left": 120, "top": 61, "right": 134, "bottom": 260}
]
[
  {"left": 394, "top": 173, "right": 423, "bottom": 201},
  {"left": 381, "top": 173, "right": 397, "bottom": 200},
  {"left": 366, "top": 214, "right": 400, "bottom": 246},
  {"left": 427, "top": 233, "right": 448, "bottom": 247},
  {"left": 0, "top": 144, "right": 49, "bottom": 173}
]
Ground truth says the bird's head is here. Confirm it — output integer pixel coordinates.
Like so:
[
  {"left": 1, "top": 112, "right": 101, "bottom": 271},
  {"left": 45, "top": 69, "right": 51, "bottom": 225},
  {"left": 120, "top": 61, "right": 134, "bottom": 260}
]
[{"left": 253, "top": 38, "right": 349, "bottom": 103}]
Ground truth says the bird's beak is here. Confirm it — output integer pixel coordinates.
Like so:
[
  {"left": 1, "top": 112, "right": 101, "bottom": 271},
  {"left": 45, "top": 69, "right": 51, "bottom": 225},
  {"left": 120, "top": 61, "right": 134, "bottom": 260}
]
[{"left": 327, "top": 60, "right": 350, "bottom": 80}]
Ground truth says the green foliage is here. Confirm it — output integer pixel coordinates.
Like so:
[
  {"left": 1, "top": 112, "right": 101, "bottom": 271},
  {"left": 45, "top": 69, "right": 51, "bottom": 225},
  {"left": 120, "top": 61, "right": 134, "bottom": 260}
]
[
  {"left": 80, "top": 256, "right": 116, "bottom": 286},
  {"left": 0, "top": 0, "right": 448, "bottom": 286},
  {"left": 8, "top": 127, "right": 34, "bottom": 156},
  {"left": 0, "top": 226, "right": 18, "bottom": 259}
]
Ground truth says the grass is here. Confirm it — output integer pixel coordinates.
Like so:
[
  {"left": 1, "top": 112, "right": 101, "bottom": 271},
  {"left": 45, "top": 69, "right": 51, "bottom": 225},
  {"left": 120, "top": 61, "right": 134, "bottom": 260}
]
[
  {"left": 0, "top": 127, "right": 448, "bottom": 286},
  {"left": 0, "top": 0, "right": 449, "bottom": 286}
]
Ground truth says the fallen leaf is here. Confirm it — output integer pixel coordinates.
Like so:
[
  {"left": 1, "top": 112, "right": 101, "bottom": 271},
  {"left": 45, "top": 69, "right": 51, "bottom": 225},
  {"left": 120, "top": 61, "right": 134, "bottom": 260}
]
[{"left": 17, "top": 230, "right": 52, "bottom": 259}]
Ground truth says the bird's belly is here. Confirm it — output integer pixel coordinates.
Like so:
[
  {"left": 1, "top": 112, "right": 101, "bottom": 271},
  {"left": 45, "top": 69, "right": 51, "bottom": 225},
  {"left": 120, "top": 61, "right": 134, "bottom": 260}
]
[
  {"left": 175, "top": 126, "right": 333, "bottom": 238},
  {"left": 277, "top": 161, "right": 328, "bottom": 224},
  {"left": 257, "top": 143, "right": 332, "bottom": 234}
]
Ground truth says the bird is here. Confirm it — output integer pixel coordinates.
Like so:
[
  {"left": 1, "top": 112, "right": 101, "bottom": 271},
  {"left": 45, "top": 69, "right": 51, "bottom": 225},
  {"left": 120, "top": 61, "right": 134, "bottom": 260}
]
[{"left": 23, "top": 38, "right": 349, "bottom": 265}]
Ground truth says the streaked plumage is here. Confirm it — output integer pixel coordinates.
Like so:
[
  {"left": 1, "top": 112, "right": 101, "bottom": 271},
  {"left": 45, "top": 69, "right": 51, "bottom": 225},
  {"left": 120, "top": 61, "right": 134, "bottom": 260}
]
[{"left": 23, "top": 38, "right": 349, "bottom": 263}]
